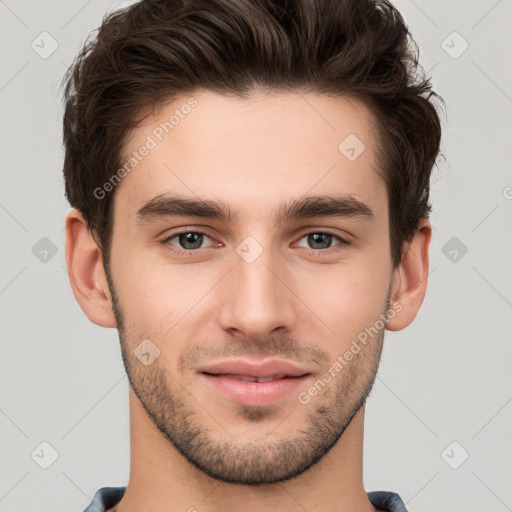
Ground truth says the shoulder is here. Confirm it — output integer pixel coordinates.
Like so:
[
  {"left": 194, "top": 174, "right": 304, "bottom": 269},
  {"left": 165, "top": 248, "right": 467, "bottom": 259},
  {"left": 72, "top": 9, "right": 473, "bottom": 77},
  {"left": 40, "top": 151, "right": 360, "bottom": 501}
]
[
  {"left": 367, "top": 490, "right": 409, "bottom": 512},
  {"left": 83, "top": 486, "right": 126, "bottom": 512}
]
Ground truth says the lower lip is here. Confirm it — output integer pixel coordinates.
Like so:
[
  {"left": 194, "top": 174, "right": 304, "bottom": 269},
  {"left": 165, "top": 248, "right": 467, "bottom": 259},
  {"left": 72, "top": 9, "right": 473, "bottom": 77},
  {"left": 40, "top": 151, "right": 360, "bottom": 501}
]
[{"left": 200, "top": 373, "right": 311, "bottom": 406}]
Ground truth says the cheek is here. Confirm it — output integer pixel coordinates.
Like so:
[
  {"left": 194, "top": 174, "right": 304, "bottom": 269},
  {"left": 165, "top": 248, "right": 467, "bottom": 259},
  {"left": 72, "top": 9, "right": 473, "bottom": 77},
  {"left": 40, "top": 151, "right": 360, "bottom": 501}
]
[
  {"left": 114, "top": 252, "right": 218, "bottom": 337},
  {"left": 297, "top": 259, "right": 390, "bottom": 341},
  {"left": 111, "top": 251, "right": 174, "bottom": 329}
]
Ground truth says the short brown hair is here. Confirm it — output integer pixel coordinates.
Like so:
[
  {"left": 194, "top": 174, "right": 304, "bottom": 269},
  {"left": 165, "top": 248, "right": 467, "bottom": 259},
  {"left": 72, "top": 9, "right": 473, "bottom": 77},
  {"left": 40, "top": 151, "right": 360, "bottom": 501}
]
[{"left": 62, "top": 0, "right": 444, "bottom": 268}]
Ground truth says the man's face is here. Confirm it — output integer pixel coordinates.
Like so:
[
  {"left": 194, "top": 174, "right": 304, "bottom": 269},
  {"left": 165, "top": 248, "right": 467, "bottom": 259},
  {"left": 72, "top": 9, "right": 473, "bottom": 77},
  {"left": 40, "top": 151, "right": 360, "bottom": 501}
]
[{"left": 106, "top": 90, "right": 394, "bottom": 484}]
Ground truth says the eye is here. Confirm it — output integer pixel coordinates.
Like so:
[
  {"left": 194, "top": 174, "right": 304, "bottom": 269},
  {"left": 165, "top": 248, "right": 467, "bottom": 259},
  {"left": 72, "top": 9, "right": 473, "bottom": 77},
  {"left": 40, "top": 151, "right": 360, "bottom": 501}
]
[
  {"left": 160, "top": 230, "right": 349, "bottom": 257},
  {"left": 296, "top": 232, "right": 349, "bottom": 251},
  {"left": 162, "top": 231, "right": 216, "bottom": 252}
]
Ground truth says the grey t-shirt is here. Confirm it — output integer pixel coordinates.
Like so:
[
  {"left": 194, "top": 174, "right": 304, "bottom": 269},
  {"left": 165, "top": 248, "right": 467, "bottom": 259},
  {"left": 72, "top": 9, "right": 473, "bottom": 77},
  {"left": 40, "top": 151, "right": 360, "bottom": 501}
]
[{"left": 83, "top": 487, "right": 409, "bottom": 511}]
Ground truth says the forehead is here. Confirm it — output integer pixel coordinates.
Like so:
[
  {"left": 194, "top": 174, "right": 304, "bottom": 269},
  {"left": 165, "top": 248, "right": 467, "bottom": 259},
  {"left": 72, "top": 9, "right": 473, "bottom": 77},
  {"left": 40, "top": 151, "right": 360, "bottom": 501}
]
[{"left": 113, "top": 89, "right": 386, "bottom": 223}]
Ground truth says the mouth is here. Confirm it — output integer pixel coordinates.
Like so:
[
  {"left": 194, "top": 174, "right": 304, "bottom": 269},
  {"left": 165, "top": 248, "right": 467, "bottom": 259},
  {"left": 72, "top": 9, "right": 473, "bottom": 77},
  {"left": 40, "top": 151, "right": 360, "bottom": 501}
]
[
  {"left": 197, "top": 359, "right": 313, "bottom": 406},
  {"left": 202, "top": 372, "right": 303, "bottom": 382}
]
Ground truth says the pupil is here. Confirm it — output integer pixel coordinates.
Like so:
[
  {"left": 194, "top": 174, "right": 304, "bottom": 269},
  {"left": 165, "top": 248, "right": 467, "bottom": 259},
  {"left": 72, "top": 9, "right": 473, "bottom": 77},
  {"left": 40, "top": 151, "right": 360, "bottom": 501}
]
[
  {"left": 179, "top": 233, "right": 203, "bottom": 249},
  {"left": 309, "top": 233, "right": 331, "bottom": 249}
]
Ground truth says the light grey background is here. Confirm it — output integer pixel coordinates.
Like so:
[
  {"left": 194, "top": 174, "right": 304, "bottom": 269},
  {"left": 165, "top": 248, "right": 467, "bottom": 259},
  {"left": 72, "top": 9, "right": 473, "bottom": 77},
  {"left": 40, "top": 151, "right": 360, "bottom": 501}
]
[{"left": 1, "top": 1, "right": 511, "bottom": 511}]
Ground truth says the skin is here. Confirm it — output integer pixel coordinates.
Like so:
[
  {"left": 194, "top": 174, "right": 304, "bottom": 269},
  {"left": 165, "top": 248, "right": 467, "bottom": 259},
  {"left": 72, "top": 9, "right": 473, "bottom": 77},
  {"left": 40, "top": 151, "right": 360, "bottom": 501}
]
[{"left": 65, "top": 90, "right": 431, "bottom": 512}]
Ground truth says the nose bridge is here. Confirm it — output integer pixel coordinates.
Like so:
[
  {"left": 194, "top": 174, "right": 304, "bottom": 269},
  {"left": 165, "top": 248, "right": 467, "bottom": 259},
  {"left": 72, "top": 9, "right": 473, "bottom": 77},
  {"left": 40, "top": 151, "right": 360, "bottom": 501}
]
[{"left": 218, "top": 238, "right": 296, "bottom": 338}]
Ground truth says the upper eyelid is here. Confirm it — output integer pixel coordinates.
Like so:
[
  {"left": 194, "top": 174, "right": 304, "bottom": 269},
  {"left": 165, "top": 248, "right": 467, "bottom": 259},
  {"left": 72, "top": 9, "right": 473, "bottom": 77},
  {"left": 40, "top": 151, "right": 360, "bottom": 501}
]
[
  {"left": 162, "top": 230, "right": 216, "bottom": 243},
  {"left": 295, "top": 232, "right": 348, "bottom": 243}
]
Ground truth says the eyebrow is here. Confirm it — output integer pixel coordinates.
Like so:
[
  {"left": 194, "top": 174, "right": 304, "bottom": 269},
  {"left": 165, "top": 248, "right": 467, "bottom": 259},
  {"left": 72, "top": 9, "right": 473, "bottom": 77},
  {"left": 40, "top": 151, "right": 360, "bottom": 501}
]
[
  {"left": 134, "top": 193, "right": 375, "bottom": 225},
  {"left": 135, "top": 194, "right": 237, "bottom": 224}
]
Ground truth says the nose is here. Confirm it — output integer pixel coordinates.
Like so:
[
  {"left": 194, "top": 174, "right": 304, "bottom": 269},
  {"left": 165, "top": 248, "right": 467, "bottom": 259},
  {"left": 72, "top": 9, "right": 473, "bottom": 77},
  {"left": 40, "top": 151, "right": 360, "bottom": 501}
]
[{"left": 218, "top": 244, "right": 297, "bottom": 341}]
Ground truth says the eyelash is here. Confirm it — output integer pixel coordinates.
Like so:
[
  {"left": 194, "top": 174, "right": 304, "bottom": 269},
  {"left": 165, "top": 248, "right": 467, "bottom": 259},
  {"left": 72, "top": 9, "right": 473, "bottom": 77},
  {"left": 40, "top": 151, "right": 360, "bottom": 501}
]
[{"left": 160, "top": 230, "right": 351, "bottom": 257}]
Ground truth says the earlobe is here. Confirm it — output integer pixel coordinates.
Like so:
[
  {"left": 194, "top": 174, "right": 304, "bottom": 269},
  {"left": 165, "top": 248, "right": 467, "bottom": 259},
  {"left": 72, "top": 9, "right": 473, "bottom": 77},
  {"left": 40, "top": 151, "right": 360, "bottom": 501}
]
[
  {"left": 64, "top": 209, "right": 117, "bottom": 328},
  {"left": 386, "top": 219, "right": 432, "bottom": 332}
]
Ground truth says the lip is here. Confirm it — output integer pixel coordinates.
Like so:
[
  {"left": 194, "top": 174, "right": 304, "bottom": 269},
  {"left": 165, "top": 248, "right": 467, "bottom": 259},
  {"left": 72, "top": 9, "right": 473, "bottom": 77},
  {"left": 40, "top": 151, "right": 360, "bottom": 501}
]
[{"left": 197, "top": 359, "right": 313, "bottom": 406}]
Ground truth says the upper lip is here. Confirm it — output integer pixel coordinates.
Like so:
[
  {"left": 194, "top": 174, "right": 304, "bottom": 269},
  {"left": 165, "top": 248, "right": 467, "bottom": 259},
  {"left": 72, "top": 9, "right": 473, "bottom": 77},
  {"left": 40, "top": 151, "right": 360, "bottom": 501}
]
[{"left": 198, "top": 359, "right": 312, "bottom": 379}]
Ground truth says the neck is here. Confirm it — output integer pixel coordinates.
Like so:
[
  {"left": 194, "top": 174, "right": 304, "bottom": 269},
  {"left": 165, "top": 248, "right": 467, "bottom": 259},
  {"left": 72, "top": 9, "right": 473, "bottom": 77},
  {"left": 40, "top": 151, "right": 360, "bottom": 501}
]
[{"left": 113, "top": 388, "right": 377, "bottom": 512}]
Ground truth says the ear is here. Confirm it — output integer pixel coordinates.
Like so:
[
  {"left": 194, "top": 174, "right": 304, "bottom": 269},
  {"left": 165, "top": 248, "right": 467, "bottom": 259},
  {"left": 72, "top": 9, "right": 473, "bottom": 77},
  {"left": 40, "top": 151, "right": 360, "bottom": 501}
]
[
  {"left": 64, "top": 209, "right": 117, "bottom": 328},
  {"left": 386, "top": 219, "right": 432, "bottom": 331}
]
